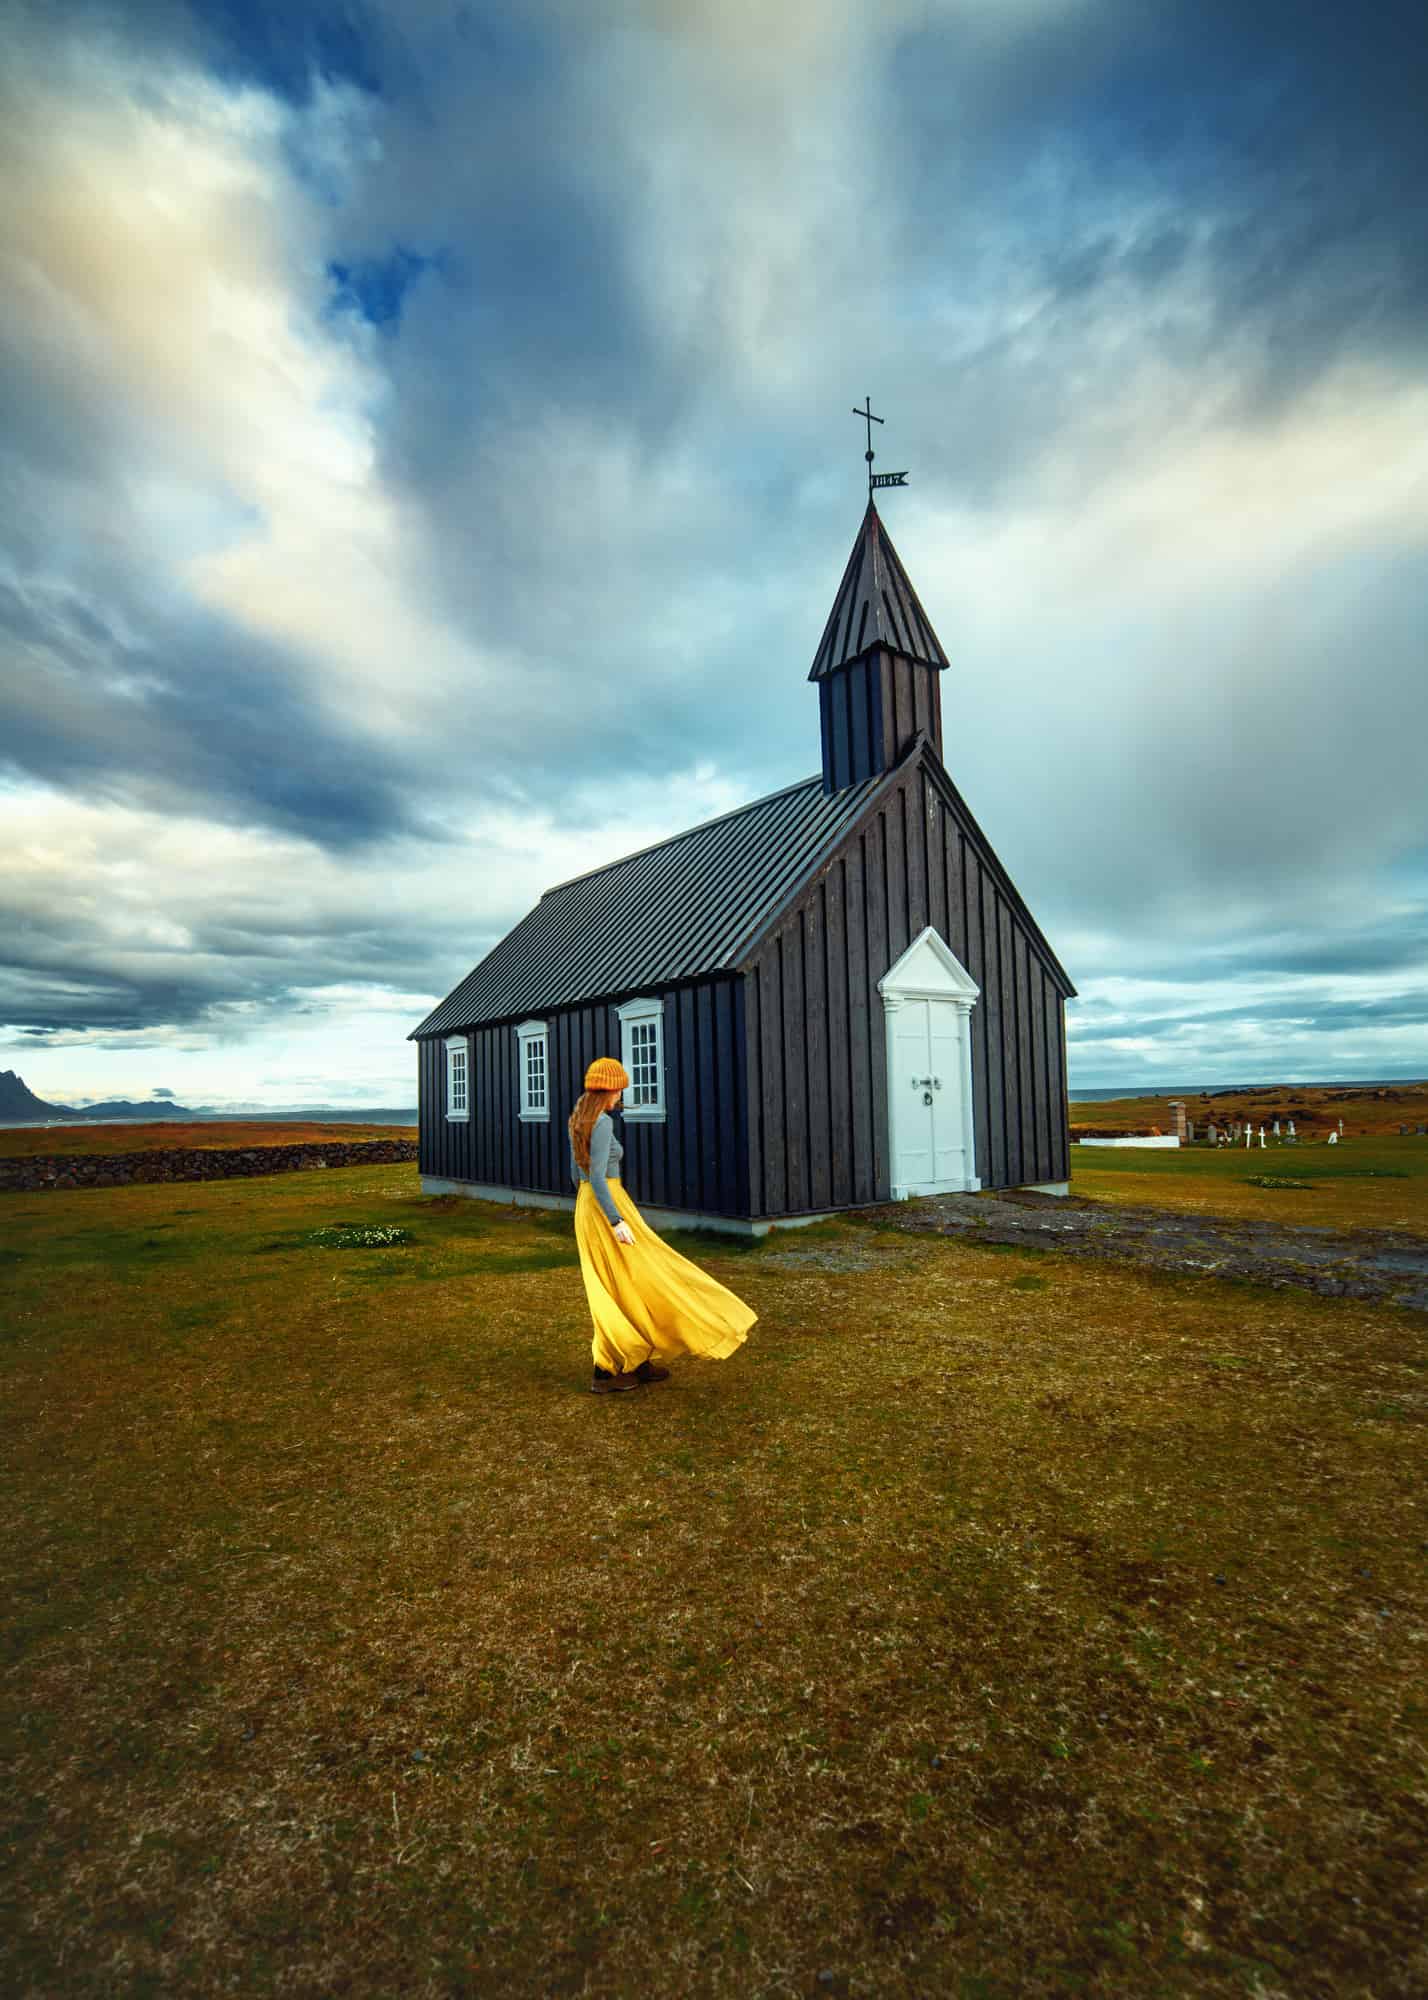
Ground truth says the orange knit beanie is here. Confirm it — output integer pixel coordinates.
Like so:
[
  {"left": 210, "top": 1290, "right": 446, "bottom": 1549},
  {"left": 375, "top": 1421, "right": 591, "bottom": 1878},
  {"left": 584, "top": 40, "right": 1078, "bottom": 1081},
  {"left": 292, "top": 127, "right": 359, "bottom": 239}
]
[{"left": 584, "top": 1057, "right": 630, "bottom": 1091}]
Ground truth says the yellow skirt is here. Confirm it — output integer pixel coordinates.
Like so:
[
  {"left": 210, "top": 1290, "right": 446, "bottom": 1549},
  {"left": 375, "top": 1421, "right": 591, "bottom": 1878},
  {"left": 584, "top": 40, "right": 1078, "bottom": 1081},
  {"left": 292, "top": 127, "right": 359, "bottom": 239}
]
[{"left": 574, "top": 1176, "right": 756, "bottom": 1375}]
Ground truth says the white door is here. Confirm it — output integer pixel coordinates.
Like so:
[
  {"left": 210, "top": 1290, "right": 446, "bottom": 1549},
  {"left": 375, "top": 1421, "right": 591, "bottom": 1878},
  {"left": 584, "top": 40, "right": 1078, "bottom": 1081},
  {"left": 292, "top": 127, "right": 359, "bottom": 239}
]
[
  {"left": 890, "top": 996, "right": 968, "bottom": 1195},
  {"left": 928, "top": 1003, "right": 966, "bottom": 1185}
]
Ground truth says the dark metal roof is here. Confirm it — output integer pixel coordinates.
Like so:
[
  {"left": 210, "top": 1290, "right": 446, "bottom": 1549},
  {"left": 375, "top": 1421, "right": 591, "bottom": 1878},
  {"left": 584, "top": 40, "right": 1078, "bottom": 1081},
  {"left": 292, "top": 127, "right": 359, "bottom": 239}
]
[
  {"left": 808, "top": 499, "right": 949, "bottom": 681},
  {"left": 409, "top": 766, "right": 891, "bottom": 1038}
]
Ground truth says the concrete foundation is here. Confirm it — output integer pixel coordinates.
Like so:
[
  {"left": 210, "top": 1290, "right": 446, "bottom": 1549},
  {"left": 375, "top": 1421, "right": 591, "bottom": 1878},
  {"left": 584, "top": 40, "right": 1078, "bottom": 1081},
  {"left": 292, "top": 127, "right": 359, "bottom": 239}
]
[{"left": 418, "top": 1176, "right": 838, "bottom": 1238}]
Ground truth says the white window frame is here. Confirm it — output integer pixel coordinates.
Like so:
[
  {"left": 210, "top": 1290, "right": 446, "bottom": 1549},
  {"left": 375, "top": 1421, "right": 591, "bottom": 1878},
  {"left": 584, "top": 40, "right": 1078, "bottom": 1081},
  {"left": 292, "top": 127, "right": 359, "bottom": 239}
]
[
  {"left": 616, "top": 996, "right": 665, "bottom": 1121},
  {"left": 514, "top": 1018, "right": 550, "bottom": 1122},
  {"left": 444, "top": 1034, "right": 470, "bottom": 1122}
]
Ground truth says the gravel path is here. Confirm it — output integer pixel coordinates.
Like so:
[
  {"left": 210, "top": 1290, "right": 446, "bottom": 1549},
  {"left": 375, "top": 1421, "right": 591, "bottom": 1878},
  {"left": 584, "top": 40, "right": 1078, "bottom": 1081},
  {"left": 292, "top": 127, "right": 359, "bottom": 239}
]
[{"left": 851, "top": 1189, "right": 1428, "bottom": 1313}]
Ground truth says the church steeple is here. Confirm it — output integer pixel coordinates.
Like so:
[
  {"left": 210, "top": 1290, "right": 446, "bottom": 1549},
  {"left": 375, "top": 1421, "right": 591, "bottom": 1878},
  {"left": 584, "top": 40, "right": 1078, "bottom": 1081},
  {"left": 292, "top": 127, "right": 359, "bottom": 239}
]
[{"left": 810, "top": 499, "right": 949, "bottom": 793}]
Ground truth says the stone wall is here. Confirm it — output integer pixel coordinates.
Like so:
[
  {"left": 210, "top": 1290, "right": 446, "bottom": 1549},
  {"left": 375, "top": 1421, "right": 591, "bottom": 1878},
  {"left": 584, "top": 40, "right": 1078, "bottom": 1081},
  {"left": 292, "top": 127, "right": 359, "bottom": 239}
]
[{"left": 0, "top": 1139, "right": 418, "bottom": 1192}]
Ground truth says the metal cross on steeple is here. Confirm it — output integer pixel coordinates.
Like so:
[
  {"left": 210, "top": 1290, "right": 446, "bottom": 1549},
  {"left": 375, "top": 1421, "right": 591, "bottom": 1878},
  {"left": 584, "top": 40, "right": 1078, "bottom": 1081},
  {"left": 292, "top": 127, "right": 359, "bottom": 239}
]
[{"left": 852, "top": 396, "right": 909, "bottom": 500}]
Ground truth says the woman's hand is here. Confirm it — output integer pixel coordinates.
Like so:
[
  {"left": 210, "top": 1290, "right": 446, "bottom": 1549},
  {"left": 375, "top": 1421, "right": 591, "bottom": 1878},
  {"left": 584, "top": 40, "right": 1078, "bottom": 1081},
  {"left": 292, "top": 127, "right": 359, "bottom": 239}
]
[{"left": 612, "top": 1221, "right": 635, "bottom": 1246}]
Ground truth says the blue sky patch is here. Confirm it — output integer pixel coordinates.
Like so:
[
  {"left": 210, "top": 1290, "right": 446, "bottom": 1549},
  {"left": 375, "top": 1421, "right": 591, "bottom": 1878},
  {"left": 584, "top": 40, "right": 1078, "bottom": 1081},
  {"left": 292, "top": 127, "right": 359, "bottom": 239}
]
[
  {"left": 199, "top": 0, "right": 382, "bottom": 105},
  {"left": 326, "top": 247, "right": 444, "bottom": 327}
]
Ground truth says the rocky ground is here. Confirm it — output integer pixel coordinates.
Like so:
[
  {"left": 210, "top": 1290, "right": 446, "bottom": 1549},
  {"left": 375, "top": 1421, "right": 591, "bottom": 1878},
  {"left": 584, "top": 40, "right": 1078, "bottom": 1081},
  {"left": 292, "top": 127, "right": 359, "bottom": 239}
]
[{"left": 839, "top": 1188, "right": 1428, "bottom": 1313}]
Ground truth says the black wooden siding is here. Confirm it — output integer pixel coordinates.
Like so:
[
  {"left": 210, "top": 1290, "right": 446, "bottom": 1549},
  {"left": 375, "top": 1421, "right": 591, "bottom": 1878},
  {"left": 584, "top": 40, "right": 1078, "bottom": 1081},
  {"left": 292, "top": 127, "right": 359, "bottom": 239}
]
[
  {"left": 743, "top": 758, "right": 1070, "bottom": 1213},
  {"left": 416, "top": 976, "right": 750, "bottom": 1217},
  {"left": 819, "top": 646, "right": 943, "bottom": 792}
]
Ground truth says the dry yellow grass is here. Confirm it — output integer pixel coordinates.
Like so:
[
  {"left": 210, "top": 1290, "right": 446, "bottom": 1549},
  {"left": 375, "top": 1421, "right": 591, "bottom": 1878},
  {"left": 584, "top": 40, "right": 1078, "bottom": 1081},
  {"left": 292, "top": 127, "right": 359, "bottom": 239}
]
[
  {"left": 1069, "top": 1133, "right": 1428, "bottom": 1235},
  {"left": 0, "top": 1119, "right": 416, "bottom": 1160},
  {"left": 2, "top": 1165, "right": 1424, "bottom": 1998}
]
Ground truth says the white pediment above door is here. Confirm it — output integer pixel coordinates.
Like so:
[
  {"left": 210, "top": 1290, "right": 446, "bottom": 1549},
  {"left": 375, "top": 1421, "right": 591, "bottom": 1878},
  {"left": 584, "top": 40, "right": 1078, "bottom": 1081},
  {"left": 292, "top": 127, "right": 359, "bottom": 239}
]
[{"left": 878, "top": 926, "right": 980, "bottom": 1004}]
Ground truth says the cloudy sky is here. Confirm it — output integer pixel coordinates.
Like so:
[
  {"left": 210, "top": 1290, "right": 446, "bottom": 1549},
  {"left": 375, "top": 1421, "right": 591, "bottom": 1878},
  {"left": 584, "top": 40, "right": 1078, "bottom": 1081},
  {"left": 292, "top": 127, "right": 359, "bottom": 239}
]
[{"left": 3, "top": 0, "right": 1426, "bottom": 1110}]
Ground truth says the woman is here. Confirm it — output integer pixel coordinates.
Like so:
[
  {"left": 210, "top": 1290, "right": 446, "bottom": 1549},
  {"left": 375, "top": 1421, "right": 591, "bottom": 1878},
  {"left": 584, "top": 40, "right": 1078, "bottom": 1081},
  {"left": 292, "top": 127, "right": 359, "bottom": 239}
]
[{"left": 569, "top": 1056, "right": 757, "bottom": 1395}]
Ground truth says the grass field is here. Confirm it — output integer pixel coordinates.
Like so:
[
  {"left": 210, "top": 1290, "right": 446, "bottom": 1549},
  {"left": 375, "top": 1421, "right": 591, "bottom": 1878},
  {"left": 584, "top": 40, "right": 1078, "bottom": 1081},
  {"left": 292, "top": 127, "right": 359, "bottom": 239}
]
[
  {"left": 2, "top": 1160, "right": 1425, "bottom": 1998},
  {"left": 1070, "top": 1134, "right": 1428, "bottom": 1234}
]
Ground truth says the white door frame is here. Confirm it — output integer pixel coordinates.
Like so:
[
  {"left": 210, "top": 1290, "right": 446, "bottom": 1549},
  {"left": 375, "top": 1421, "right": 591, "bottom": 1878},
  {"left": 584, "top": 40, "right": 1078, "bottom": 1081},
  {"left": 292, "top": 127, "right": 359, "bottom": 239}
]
[{"left": 878, "top": 925, "right": 981, "bottom": 1199}]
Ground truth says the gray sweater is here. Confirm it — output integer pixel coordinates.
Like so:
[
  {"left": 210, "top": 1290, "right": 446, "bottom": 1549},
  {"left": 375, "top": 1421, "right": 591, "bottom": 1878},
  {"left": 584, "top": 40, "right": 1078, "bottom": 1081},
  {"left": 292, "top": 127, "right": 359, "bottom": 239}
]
[{"left": 570, "top": 1111, "right": 624, "bottom": 1227}]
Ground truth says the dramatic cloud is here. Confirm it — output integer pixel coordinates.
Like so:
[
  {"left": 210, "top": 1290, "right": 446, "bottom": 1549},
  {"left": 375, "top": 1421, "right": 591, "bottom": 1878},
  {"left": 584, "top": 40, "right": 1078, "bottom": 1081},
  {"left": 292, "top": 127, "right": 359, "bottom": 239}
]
[{"left": 2, "top": 0, "right": 1426, "bottom": 1106}]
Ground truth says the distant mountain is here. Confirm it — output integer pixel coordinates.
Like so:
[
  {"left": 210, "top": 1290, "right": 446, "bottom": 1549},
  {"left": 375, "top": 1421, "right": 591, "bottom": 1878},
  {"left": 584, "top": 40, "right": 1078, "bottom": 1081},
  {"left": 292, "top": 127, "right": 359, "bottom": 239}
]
[
  {"left": 0, "top": 1071, "right": 68, "bottom": 1120},
  {"left": 0, "top": 1072, "right": 199, "bottom": 1121},
  {"left": 0, "top": 1072, "right": 416, "bottom": 1127}
]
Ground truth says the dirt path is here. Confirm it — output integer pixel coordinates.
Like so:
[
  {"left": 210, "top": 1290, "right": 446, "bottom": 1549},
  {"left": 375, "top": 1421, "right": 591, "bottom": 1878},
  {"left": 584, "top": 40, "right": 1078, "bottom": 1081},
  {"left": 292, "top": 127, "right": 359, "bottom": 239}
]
[{"left": 857, "top": 1188, "right": 1428, "bottom": 1313}]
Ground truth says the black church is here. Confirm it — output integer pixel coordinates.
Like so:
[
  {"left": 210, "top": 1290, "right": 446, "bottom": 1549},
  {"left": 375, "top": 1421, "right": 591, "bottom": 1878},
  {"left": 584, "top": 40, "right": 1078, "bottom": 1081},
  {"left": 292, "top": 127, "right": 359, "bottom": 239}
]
[{"left": 409, "top": 499, "right": 1076, "bottom": 1234}]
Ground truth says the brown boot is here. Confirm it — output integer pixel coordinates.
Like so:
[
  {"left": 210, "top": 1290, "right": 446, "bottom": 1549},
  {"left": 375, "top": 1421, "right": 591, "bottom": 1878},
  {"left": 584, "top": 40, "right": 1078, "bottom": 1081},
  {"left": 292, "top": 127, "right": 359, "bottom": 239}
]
[
  {"left": 591, "top": 1367, "right": 637, "bottom": 1395},
  {"left": 632, "top": 1358, "right": 670, "bottom": 1383}
]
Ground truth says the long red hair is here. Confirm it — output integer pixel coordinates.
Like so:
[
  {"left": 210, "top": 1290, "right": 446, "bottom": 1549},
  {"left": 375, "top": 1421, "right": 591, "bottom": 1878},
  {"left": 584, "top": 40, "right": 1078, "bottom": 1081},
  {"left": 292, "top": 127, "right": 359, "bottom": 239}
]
[{"left": 568, "top": 1087, "right": 621, "bottom": 1171}]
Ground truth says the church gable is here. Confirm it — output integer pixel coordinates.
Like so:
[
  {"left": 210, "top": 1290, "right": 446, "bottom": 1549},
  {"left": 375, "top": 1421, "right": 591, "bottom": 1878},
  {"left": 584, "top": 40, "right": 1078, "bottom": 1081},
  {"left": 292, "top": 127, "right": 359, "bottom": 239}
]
[
  {"left": 735, "top": 734, "right": 1073, "bottom": 1000},
  {"left": 740, "top": 739, "right": 1072, "bottom": 1212}
]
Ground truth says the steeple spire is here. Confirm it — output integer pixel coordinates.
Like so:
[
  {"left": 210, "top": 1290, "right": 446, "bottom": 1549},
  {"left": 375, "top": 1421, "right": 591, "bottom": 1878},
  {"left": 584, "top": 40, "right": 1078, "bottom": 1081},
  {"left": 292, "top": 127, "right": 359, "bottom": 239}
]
[
  {"left": 810, "top": 501, "right": 949, "bottom": 793},
  {"left": 809, "top": 500, "right": 948, "bottom": 682}
]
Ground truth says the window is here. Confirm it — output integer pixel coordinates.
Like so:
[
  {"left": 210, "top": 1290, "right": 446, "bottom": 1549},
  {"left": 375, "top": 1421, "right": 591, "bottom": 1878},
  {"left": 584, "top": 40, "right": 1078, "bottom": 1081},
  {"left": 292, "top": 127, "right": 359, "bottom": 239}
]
[
  {"left": 629, "top": 1020, "right": 659, "bottom": 1102},
  {"left": 445, "top": 1035, "right": 469, "bottom": 1121},
  {"left": 514, "top": 1019, "right": 549, "bottom": 1122},
  {"left": 616, "top": 997, "right": 665, "bottom": 1119}
]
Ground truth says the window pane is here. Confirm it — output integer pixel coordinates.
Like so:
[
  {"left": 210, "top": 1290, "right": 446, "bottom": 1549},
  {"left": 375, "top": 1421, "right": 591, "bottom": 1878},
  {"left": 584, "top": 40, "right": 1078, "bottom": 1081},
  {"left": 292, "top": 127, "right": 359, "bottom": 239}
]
[
  {"left": 449, "top": 1042, "right": 468, "bottom": 1114},
  {"left": 623, "top": 1014, "right": 661, "bottom": 1107},
  {"left": 526, "top": 1034, "right": 546, "bottom": 1110}
]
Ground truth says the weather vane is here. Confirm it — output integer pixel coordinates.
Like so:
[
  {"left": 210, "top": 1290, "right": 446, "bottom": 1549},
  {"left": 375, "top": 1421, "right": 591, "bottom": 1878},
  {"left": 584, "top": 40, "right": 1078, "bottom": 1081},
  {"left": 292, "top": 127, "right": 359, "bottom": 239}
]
[{"left": 852, "top": 396, "right": 909, "bottom": 500}]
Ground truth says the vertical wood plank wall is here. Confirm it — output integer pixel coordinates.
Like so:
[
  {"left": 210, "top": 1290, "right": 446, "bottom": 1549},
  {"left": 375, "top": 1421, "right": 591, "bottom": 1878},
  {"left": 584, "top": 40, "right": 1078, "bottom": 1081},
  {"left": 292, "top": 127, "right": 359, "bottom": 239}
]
[
  {"left": 742, "top": 760, "right": 1070, "bottom": 1213},
  {"left": 416, "top": 975, "right": 749, "bottom": 1216},
  {"left": 820, "top": 648, "right": 945, "bottom": 791}
]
